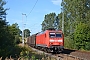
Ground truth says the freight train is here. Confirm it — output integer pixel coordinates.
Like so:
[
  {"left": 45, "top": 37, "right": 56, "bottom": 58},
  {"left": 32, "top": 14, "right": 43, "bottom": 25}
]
[{"left": 27, "top": 29, "right": 64, "bottom": 53}]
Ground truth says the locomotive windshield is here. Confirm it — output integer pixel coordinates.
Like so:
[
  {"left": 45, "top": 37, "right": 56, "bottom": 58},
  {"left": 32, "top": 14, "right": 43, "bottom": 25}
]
[
  {"left": 49, "top": 32, "right": 62, "bottom": 38},
  {"left": 49, "top": 32, "right": 55, "bottom": 38},
  {"left": 56, "top": 33, "right": 62, "bottom": 37}
]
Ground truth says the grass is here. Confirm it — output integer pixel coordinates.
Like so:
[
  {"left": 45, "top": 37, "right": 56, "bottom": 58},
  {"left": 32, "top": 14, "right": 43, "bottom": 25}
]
[{"left": 18, "top": 44, "right": 56, "bottom": 60}]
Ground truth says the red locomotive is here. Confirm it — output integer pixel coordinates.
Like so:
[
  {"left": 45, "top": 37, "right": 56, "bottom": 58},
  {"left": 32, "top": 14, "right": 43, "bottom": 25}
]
[{"left": 27, "top": 29, "right": 64, "bottom": 53}]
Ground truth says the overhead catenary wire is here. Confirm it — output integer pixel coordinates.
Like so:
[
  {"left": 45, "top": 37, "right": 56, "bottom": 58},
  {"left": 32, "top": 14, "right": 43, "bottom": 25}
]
[
  {"left": 26, "top": 0, "right": 62, "bottom": 31},
  {"left": 24, "top": 0, "right": 38, "bottom": 32},
  {"left": 27, "top": 0, "right": 38, "bottom": 17}
]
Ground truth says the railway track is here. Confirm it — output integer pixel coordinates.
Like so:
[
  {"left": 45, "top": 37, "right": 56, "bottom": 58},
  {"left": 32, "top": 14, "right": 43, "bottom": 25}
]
[
  {"left": 53, "top": 49, "right": 90, "bottom": 60},
  {"left": 54, "top": 53, "right": 86, "bottom": 60},
  {"left": 30, "top": 46, "right": 90, "bottom": 60}
]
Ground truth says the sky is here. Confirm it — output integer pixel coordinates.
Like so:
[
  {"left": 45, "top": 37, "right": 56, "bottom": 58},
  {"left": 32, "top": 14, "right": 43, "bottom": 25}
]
[{"left": 5, "top": 0, "right": 62, "bottom": 35}]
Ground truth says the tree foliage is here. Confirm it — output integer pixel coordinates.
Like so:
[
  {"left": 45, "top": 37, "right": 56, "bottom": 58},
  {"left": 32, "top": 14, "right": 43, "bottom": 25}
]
[
  {"left": 8, "top": 23, "right": 22, "bottom": 44},
  {"left": 0, "top": 19, "right": 15, "bottom": 59},
  {"left": 41, "top": 13, "right": 57, "bottom": 31},
  {"left": 74, "top": 22, "right": 90, "bottom": 50},
  {"left": 61, "top": 0, "right": 90, "bottom": 50},
  {"left": 0, "top": 0, "right": 23, "bottom": 59},
  {"left": 0, "top": 0, "right": 7, "bottom": 20},
  {"left": 24, "top": 29, "right": 30, "bottom": 38},
  {"left": 8, "top": 23, "right": 21, "bottom": 36}
]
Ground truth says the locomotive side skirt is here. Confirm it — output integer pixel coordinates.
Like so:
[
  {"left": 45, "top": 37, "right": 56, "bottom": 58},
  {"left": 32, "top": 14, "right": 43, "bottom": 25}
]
[{"left": 36, "top": 44, "right": 47, "bottom": 47}]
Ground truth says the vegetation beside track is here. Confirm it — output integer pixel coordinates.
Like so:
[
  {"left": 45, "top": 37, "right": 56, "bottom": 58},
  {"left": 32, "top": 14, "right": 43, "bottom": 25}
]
[{"left": 18, "top": 44, "right": 57, "bottom": 60}]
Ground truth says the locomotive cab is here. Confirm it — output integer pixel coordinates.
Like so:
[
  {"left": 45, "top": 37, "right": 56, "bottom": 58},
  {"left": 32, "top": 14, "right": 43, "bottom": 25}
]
[{"left": 48, "top": 31, "right": 64, "bottom": 52}]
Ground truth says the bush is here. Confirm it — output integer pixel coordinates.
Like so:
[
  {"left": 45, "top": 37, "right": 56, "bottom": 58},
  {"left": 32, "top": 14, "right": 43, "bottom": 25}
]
[
  {"left": 74, "top": 22, "right": 90, "bottom": 50},
  {"left": 64, "top": 36, "right": 75, "bottom": 49}
]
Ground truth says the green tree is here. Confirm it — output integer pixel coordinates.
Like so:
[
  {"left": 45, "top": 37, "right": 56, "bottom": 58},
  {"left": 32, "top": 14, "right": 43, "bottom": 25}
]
[
  {"left": 61, "top": 0, "right": 90, "bottom": 50},
  {"left": 74, "top": 22, "right": 90, "bottom": 50},
  {"left": 8, "top": 23, "right": 21, "bottom": 36},
  {"left": 8, "top": 23, "right": 22, "bottom": 44},
  {"left": 0, "top": 0, "right": 7, "bottom": 20},
  {"left": 0, "top": 0, "right": 23, "bottom": 58},
  {"left": 61, "top": 0, "right": 90, "bottom": 35},
  {"left": 0, "top": 17, "right": 16, "bottom": 59},
  {"left": 41, "top": 13, "right": 56, "bottom": 31},
  {"left": 0, "top": 0, "right": 14, "bottom": 58},
  {"left": 24, "top": 29, "right": 30, "bottom": 38}
]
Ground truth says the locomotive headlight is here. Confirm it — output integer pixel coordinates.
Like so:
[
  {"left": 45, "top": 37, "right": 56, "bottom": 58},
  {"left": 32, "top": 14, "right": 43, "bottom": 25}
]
[
  {"left": 50, "top": 40, "right": 54, "bottom": 42},
  {"left": 58, "top": 40, "right": 63, "bottom": 42}
]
